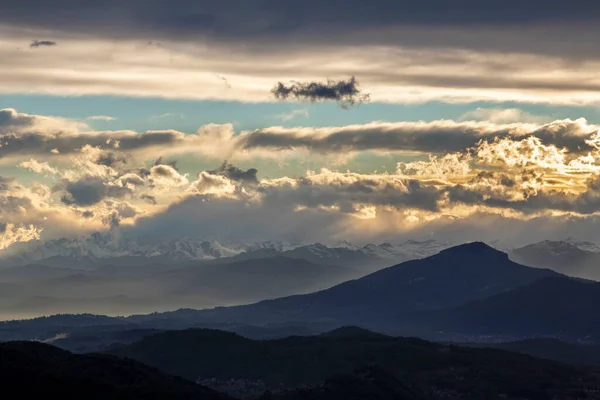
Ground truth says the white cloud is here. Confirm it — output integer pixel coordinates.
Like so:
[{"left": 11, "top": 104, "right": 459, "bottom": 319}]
[
  {"left": 18, "top": 159, "right": 58, "bottom": 175},
  {"left": 149, "top": 113, "right": 186, "bottom": 121},
  {"left": 460, "top": 108, "right": 552, "bottom": 124},
  {"left": 276, "top": 109, "right": 310, "bottom": 121},
  {"left": 0, "top": 223, "right": 42, "bottom": 250},
  {"left": 87, "top": 115, "right": 117, "bottom": 121}
]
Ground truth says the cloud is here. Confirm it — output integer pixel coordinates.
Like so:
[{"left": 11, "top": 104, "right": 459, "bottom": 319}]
[
  {"left": 0, "top": 223, "right": 41, "bottom": 250},
  {"left": 2, "top": 34, "right": 600, "bottom": 104},
  {"left": 460, "top": 108, "right": 552, "bottom": 124},
  {"left": 2, "top": 1, "right": 599, "bottom": 59},
  {"left": 18, "top": 159, "right": 58, "bottom": 175},
  {"left": 149, "top": 113, "right": 185, "bottom": 121},
  {"left": 7, "top": 106, "right": 600, "bottom": 247},
  {"left": 0, "top": 108, "right": 84, "bottom": 133},
  {"left": 208, "top": 161, "right": 258, "bottom": 185},
  {"left": 272, "top": 77, "right": 370, "bottom": 108},
  {"left": 140, "top": 194, "right": 157, "bottom": 205},
  {"left": 30, "top": 40, "right": 56, "bottom": 48},
  {"left": 87, "top": 115, "right": 116, "bottom": 121},
  {"left": 59, "top": 176, "right": 132, "bottom": 206},
  {"left": 124, "top": 162, "right": 600, "bottom": 246},
  {"left": 3, "top": 107, "right": 600, "bottom": 167},
  {"left": 95, "top": 152, "right": 129, "bottom": 168},
  {"left": 0, "top": 109, "right": 237, "bottom": 161},
  {"left": 237, "top": 119, "right": 600, "bottom": 156},
  {"left": 276, "top": 109, "right": 309, "bottom": 122}
]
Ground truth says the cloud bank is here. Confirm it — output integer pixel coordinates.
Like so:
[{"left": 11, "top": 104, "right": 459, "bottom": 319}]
[{"left": 2, "top": 107, "right": 600, "bottom": 248}]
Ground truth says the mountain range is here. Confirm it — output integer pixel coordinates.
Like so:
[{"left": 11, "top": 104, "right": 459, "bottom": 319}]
[
  {"left": 4, "top": 239, "right": 600, "bottom": 343},
  {"left": 511, "top": 238, "right": 600, "bottom": 280},
  {"left": 133, "top": 242, "right": 577, "bottom": 338},
  {"left": 0, "top": 232, "right": 453, "bottom": 268},
  {"left": 0, "top": 234, "right": 454, "bottom": 319},
  {"left": 4, "top": 231, "right": 600, "bottom": 278}
]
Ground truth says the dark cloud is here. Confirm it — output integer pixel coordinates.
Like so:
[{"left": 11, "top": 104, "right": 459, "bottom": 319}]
[
  {"left": 153, "top": 156, "right": 178, "bottom": 171},
  {"left": 272, "top": 77, "right": 369, "bottom": 109},
  {"left": 0, "top": 109, "right": 37, "bottom": 130},
  {"left": 1, "top": 1, "right": 600, "bottom": 58},
  {"left": 59, "top": 177, "right": 131, "bottom": 206},
  {"left": 30, "top": 40, "right": 56, "bottom": 48},
  {"left": 208, "top": 161, "right": 258, "bottom": 184},
  {"left": 141, "top": 194, "right": 157, "bottom": 205},
  {"left": 102, "top": 211, "right": 121, "bottom": 229},
  {"left": 482, "top": 191, "right": 600, "bottom": 216},
  {"left": 96, "top": 152, "right": 129, "bottom": 167},
  {"left": 150, "top": 165, "right": 177, "bottom": 178},
  {"left": 287, "top": 177, "right": 440, "bottom": 212},
  {"left": 135, "top": 157, "right": 179, "bottom": 178}
]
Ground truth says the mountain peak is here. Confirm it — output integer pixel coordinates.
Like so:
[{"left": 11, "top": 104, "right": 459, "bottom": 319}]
[{"left": 437, "top": 241, "right": 507, "bottom": 258}]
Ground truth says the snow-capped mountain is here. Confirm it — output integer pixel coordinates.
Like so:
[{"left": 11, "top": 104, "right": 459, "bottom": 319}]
[
  {"left": 0, "top": 232, "right": 453, "bottom": 269},
  {"left": 232, "top": 239, "right": 454, "bottom": 270},
  {"left": 563, "top": 237, "right": 600, "bottom": 253},
  {"left": 0, "top": 233, "right": 253, "bottom": 266},
  {"left": 511, "top": 238, "right": 600, "bottom": 280},
  {"left": 514, "top": 238, "right": 600, "bottom": 257}
]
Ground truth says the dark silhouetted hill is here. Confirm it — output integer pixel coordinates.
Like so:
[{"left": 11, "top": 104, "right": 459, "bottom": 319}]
[
  {"left": 0, "top": 340, "right": 231, "bottom": 399},
  {"left": 109, "top": 327, "right": 600, "bottom": 398},
  {"left": 463, "top": 338, "right": 600, "bottom": 367},
  {"left": 258, "top": 366, "right": 428, "bottom": 400},
  {"left": 160, "top": 243, "right": 560, "bottom": 328}
]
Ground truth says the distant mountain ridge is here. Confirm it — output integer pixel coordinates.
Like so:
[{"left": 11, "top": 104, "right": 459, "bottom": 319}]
[
  {"left": 0, "top": 232, "right": 453, "bottom": 270},
  {"left": 511, "top": 237, "right": 600, "bottom": 280}
]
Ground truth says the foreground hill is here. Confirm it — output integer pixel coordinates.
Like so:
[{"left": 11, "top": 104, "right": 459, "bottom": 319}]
[
  {"left": 0, "top": 341, "right": 230, "bottom": 400},
  {"left": 109, "top": 328, "right": 600, "bottom": 398},
  {"left": 258, "top": 367, "right": 429, "bottom": 400}
]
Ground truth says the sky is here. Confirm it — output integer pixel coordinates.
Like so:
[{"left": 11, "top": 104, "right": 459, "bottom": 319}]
[{"left": 3, "top": 1, "right": 600, "bottom": 248}]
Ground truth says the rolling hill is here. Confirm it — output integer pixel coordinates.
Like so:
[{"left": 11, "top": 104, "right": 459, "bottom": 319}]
[{"left": 109, "top": 327, "right": 600, "bottom": 399}]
